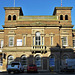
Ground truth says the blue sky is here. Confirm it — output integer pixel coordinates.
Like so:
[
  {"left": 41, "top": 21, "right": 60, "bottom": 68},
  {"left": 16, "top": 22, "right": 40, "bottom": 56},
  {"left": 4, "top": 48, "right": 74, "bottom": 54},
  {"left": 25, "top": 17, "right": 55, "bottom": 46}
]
[{"left": 0, "top": 0, "right": 75, "bottom": 29}]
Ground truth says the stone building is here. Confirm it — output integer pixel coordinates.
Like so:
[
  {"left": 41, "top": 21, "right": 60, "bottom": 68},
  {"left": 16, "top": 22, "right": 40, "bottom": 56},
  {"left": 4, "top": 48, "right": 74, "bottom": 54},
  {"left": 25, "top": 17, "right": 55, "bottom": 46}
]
[{"left": 0, "top": 7, "right": 75, "bottom": 72}]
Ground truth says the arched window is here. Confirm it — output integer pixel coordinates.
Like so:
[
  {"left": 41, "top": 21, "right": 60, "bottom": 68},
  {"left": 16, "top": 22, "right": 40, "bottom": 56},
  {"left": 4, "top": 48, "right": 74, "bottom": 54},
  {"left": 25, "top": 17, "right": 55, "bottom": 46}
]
[
  {"left": 63, "top": 54, "right": 69, "bottom": 60},
  {"left": 65, "top": 15, "right": 68, "bottom": 20},
  {"left": 21, "top": 55, "right": 27, "bottom": 66},
  {"left": 8, "top": 55, "right": 14, "bottom": 65},
  {"left": 8, "top": 15, "right": 11, "bottom": 20},
  {"left": 35, "top": 55, "right": 41, "bottom": 67},
  {"left": 13, "top": 15, "right": 16, "bottom": 20},
  {"left": 35, "top": 32, "right": 41, "bottom": 45},
  {"left": 49, "top": 55, "right": 55, "bottom": 67},
  {"left": 60, "top": 15, "right": 63, "bottom": 20}
]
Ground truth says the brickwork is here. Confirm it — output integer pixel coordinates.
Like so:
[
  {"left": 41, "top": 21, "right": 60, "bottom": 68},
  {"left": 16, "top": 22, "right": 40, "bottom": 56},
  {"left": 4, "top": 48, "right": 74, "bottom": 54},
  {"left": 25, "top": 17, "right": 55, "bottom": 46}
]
[{"left": 0, "top": 7, "right": 75, "bottom": 72}]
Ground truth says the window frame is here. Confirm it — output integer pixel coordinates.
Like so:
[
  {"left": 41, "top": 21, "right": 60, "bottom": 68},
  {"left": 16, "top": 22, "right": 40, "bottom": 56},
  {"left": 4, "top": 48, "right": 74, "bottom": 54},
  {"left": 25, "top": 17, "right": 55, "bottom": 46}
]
[
  {"left": 65, "top": 15, "right": 68, "bottom": 20},
  {"left": 35, "top": 55, "right": 41, "bottom": 67},
  {"left": 35, "top": 32, "right": 41, "bottom": 45},
  {"left": 60, "top": 15, "right": 63, "bottom": 20},
  {"left": 51, "top": 36, "right": 53, "bottom": 46},
  {"left": 42, "top": 36, "right": 44, "bottom": 45},
  {"left": 73, "top": 40, "right": 75, "bottom": 48},
  {"left": 23, "top": 36, "right": 25, "bottom": 46},
  {"left": 21, "top": 55, "right": 27, "bottom": 66},
  {"left": 13, "top": 15, "right": 16, "bottom": 20},
  {"left": 8, "top": 15, "right": 11, "bottom": 20},
  {"left": 1, "top": 40, "right": 4, "bottom": 48},
  {"left": 9, "top": 36, "right": 14, "bottom": 47},
  {"left": 8, "top": 56, "right": 14, "bottom": 65},
  {"left": 62, "top": 36, "right": 68, "bottom": 46}
]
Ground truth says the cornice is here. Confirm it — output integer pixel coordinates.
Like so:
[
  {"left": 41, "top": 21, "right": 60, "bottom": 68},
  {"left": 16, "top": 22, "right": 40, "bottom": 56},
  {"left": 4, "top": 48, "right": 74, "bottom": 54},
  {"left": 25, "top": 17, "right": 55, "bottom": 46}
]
[
  {"left": 3, "top": 22, "right": 61, "bottom": 28},
  {"left": 61, "top": 25, "right": 74, "bottom": 28},
  {"left": 0, "top": 29, "right": 4, "bottom": 32}
]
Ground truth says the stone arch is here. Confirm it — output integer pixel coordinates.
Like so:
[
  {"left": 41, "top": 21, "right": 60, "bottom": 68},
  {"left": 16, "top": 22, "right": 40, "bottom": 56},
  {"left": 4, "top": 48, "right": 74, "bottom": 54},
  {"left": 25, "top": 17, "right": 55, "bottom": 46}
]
[
  {"left": 7, "top": 55, "right": 14, "bottom": 65},
  {"left": 62, "top": 53, "right": 70, "bottom": 59},
  {"left": 49, "top": 54, "right": 57, "bottom": 59},
  {"left": 20, "top": 55, "right": 27, "bottom": 66},
  {"left": 34, "top": 53, "right": 42, "bottom": 57},
  {"left": 35, "top": 54, "right": 41, "bottom": 67}
]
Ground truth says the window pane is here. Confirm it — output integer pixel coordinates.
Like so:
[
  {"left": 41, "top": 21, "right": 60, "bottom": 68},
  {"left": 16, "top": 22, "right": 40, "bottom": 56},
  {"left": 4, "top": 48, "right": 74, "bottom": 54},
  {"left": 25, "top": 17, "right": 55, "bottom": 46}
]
[
  {"left": 24, "top": 36, "right": 25, "bottom": 46},
  {"left": 33, "top": 36, "right": 34, "bottom": 45},
  {"left": 10, "top": 42, "right": 13, "bottom": 45},
  {"left": 42, "top": 36, "right": 44, "bottom": 45},
  {"left": 63, "top": 37, "right": 67, "bottom": 46},
  {"left": 73, "top": 40, "right": 75, "bottom": 47},
  {"left": 35, "top": 32, "right": 41, "bottom": 45},
  {"left": 1, "top": 40, "right": 3, "bottom": 48},
  {"left": 35, "top": 56, "right": 41, "bottom": 66},
  {"left": 9, "top": 37, "right": 14, "bottom": 46},
  {"left": 51, "top": 36, "right": 53, "bottom": 46}
]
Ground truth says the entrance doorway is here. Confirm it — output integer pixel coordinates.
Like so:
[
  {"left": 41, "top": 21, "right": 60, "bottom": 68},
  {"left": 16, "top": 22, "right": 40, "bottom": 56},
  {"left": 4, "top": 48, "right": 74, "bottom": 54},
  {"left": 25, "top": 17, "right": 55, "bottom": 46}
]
[{"left": 43, "top": 58, "right": 48, "bottom": 70}]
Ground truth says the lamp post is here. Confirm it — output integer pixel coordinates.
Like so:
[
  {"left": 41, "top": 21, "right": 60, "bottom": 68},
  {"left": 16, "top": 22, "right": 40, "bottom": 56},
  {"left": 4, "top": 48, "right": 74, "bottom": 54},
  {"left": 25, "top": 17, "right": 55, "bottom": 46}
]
[
  {"left": 0, "top": 50, "right": 2, "bottom": 72},
  {"left": 60, "top": 37, "right": 63, "bottom": 72}
]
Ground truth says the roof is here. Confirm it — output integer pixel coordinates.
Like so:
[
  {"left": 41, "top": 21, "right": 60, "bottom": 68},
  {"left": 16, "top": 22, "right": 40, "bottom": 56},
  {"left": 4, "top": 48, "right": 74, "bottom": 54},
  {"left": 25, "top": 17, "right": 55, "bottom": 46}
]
[
  {"left": 72, "top": 29, "right": 75, "bottom": 32},
  {"left": 4, "top": 7, "right": 22, "bottom": 10},
  {"left": 53, "top": 7, "right": 73, "bottom": 15},
  {"left": 0, "top": 29, "right": 4, "bottom": 32},
  {"left": 4, "top": 7, "right": 23, "bottom": 16}
]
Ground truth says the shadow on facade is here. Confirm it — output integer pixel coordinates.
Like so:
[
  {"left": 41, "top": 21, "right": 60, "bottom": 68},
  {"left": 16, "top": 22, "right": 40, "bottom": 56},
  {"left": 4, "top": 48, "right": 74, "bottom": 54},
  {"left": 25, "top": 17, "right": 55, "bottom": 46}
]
[
  {"left": 1, "top": 43, "right": 75, "bottom": 72},
  {"left": 49, "top": 43, "right": 75, "bottom": 72}
]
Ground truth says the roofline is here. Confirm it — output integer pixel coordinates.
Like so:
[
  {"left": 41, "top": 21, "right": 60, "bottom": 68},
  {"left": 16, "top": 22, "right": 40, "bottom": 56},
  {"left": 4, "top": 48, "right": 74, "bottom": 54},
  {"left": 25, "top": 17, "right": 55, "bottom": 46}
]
[
  {"left": 4, "top": 7, "right": 23, "bottom": 16},
  {"left": 53, "top": 7, "right": 73, "bottom": 15},
  {"left": 2, "top": 24, "right": 61, "bottom": 28},
  {"left": 4, "top": 7, "right": 22, "bottom": 10},
  {"left": 0, "top": 29, "right": 4, "bottom": 32}
]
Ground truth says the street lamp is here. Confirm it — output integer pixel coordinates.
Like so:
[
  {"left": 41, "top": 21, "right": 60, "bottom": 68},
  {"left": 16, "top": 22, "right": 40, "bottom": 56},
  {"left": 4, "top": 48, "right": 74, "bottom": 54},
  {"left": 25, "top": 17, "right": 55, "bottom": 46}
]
[
  {"left": 0, "top": 50, "right": 2, "bottom": 72},
  {"left": 60, "top": 37, "right": 64, "bottom": 72},
  {"left": 61, "top": 37, "right": 64, "bottom": 48}
]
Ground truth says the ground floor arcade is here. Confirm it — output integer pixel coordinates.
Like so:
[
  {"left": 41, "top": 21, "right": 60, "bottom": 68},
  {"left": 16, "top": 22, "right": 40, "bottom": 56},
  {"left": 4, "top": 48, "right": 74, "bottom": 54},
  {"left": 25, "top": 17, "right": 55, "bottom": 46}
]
[{"left": 0, "top": 48, "right": 75, "bottom": 72}]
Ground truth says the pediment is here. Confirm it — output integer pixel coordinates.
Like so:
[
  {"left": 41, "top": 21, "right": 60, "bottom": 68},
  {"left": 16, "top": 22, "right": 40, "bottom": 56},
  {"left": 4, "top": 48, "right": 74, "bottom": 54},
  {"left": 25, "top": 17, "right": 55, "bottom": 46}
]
[
  {"left": 8, "top": 30, "right": 16, "bottom": 35},
  {"left": 30, "top": 22, "right": 46, "bottom": 26}
]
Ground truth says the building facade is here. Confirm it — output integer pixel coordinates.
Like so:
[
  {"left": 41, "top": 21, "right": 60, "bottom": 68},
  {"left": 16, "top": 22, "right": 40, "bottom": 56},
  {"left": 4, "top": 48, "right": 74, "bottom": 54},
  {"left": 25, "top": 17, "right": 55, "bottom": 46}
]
[{"left": 0, "top": 7, "right": 75, "bottom": 72}]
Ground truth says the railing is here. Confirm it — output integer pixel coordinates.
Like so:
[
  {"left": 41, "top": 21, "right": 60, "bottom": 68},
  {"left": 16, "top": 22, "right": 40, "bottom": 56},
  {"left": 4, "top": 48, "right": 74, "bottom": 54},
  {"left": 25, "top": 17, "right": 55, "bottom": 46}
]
[{"left": 32, "top": 45, "right": 45, "bottom": 50}]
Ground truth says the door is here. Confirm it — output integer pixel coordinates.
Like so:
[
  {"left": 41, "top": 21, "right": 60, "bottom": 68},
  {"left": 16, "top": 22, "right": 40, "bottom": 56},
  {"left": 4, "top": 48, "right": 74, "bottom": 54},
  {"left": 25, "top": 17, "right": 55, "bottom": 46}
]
[
  {"left": 43, "top": 58, "right": 48, "bottom": 70},
  {"left": 28, "top": 55, "right": 34, "bottom": 65}
]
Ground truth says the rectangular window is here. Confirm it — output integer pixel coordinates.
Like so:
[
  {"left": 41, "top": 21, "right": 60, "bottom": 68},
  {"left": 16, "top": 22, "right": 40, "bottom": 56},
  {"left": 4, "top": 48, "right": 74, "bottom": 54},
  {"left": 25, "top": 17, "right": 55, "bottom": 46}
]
[
  {"left": 42, "top": 36, "right": 44, "bottom": 45},
  {"left": 1, "top": 40, "right": 3, "bottom": 48},
  {"left": 24, "top": 36, "right": 25, "bottom": 46},
  {"left": 9, "top": 37, "right": 14, "bottom": 46},
  {"left": 35, "top": 36, "right": 41, "bottom": 45},
  {"left": 62, "top": 36, "right": 68, "bottom": 46},
  {"left": 33, "top": 36, "right": 34, "bottom": 45},
  {"left": 17, "top": 39, "right": 22, "bottom": 46},
  {"left": 51, "top": 36, "right": 53, "bottom": 46},
  {"left": 73, "top": 40, "right": 75, "bottom": 48},
  {"left": 0, "top": 57, "right": 3, "bottom": 66}
]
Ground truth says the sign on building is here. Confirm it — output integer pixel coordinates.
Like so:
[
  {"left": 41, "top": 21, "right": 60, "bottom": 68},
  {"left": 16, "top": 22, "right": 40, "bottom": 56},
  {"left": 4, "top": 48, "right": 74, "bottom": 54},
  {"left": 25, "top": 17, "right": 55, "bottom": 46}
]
[{"left": 17, "top": 39, "right": 22, "bottom": 46}]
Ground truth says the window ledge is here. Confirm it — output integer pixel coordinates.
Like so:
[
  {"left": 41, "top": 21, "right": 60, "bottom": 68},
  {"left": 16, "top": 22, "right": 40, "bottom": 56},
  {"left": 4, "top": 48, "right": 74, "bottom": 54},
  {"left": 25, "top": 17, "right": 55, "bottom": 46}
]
[
  {"left": 62, "top": 45, "right": 68, "bottom": 46},
  {"left": 73, "top": 47, "right": 75, "bottom": 48}
]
